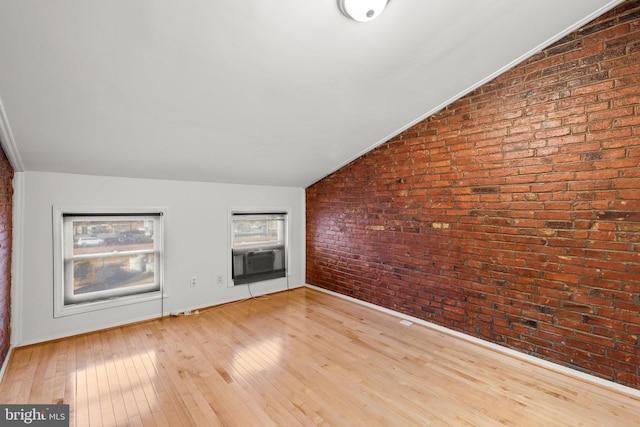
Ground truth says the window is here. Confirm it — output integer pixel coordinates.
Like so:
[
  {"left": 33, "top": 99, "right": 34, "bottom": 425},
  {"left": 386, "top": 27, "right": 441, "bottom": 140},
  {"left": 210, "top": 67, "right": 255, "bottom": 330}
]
[
  {"left": 231, "top": 212, "right": 287, "bottom": 285},
  {"left": 53, "top": 209, "right": 164, "bottom": 317}
]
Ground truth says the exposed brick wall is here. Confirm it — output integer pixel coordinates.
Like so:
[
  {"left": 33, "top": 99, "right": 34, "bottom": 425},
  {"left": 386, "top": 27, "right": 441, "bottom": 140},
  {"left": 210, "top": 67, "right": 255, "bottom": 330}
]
[
  {"left": 306, "top": 0, "right": 640, "bottom": 389},
  {"left": 0, "top": 142, "right": 12, "bottom": 370}
]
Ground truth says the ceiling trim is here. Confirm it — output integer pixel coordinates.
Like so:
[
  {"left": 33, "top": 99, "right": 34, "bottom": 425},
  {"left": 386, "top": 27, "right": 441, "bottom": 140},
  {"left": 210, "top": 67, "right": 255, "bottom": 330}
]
[
  {"left": 0, "top": 97, "right": 25, "bottom": 172},
  {"left": 305, "top": 0, "right": 626, "bottom": 188}
]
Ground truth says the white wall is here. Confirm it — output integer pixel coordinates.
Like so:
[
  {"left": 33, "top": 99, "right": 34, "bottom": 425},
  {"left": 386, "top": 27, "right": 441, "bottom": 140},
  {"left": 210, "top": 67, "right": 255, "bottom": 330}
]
[{"left": 14, "top": 171, "right": 305, "bottom": 345}]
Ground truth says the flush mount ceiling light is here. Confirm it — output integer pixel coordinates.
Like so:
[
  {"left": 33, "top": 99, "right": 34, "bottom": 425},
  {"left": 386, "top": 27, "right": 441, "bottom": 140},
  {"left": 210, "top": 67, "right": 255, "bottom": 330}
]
[{"left": 338, "top": 0, "right": 389, "bottom": 22}]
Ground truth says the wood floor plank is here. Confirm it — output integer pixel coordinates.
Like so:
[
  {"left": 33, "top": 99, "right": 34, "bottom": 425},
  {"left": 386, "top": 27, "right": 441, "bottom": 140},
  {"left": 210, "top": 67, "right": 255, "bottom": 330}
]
[
  {"left": 1, "top": 287, "right": 638, "bottom": 426},
  {"left": 99, "top": 329, "right": 128, "bottom": 427},
  {"left": 16, "top": 346, "right": 41, "bottom": 403},
  {"left": 74, "top": 336, "right": 91, "bottom": 427},
  {"left": 63, "top": 337, "right": 77, "bottom": 426},
  {"left": 51, "top": 340, "right": 69, "bottom": 405},
  {"left": 91, "top": 332, "right": 113, "bottom": 427}
]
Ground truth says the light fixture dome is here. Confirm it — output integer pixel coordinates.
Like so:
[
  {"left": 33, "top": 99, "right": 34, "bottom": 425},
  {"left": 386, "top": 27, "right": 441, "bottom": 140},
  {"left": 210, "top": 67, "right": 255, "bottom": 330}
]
[{"left": 338, "top": 0, "right": 389, "bottom": 22}]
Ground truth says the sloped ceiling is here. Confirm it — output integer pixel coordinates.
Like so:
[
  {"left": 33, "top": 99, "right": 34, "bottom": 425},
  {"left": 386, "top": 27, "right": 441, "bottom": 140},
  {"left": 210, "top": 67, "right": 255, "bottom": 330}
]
[{"left": 0, "top": 0, "right": 624, "bottom": 187}]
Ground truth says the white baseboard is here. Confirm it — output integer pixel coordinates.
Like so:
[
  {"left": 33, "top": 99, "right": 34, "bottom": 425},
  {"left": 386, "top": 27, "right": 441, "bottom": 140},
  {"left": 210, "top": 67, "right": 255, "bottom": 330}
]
[{"left": 305, "top": 283, "right": 640, "bottom": 399}]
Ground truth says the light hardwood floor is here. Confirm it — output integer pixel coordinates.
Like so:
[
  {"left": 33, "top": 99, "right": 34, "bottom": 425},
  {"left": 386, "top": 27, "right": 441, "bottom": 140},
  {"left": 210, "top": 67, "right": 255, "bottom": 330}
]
[{"left": 1, "top": 287, "right": 638, "bottom": 426}]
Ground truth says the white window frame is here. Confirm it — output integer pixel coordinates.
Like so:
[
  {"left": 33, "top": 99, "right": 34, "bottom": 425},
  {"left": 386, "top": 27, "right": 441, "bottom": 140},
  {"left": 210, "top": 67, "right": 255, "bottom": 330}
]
[
  {"left": 53, "top": 207, "right": 165, "bottom": 317},
  {"left": 228, "top": 209, "right": 289, "bottom": 287}
]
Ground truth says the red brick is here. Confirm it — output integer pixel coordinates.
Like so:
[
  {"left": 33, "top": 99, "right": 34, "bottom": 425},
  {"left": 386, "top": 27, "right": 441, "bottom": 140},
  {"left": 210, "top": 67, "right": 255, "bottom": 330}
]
[
  {"left": 0, "top": 146, "right": 11, "bottom": 370},
  {"left": 306, "top": 1, "right": 640, "bottom": 390},
  {"left": 573, "top": 80, "right": 615, "bottom": 95}
]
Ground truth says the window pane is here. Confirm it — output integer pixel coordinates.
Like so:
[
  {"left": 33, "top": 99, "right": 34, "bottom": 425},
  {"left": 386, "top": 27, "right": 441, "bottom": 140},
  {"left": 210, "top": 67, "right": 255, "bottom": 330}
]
[
  {"left": 72, "top": 219, "right": 154, "bottom": 256},
  {"left": 231, "top": 213, "right": 287, "bottom": 285},
  {"left": 233, "top": 218, "right": 284, "bottom": 247},
  {"left": 71, "top": 253, "right": 156, "bottom": 296}
]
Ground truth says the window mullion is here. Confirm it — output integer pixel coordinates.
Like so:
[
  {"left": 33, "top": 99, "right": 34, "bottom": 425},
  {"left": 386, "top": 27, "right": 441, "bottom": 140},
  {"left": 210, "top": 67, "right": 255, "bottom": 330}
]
[{"left": 71, "top": 249, "right": 156, "bottom": 261}]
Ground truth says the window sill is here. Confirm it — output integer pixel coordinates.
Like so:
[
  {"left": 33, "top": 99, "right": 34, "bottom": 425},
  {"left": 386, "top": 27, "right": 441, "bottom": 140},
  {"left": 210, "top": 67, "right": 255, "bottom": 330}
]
[{"left": 54, "top": 290, "right": 164, "bottom": 318}]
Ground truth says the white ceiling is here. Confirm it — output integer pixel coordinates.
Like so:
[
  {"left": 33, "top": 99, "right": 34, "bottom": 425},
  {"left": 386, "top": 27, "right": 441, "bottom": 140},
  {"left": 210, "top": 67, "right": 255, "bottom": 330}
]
[{"left": 0, "top": 0, "right": 624, "bottom": 188}]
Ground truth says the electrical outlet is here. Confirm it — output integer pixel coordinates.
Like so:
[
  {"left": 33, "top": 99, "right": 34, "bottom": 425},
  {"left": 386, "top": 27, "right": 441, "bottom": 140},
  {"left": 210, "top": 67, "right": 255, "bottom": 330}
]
[
  {"left": 190, "top": 276, "right": 197, "bottom": 287},
  {"left": 216, "top": 275, "right": 223, "bottom": 285}
]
